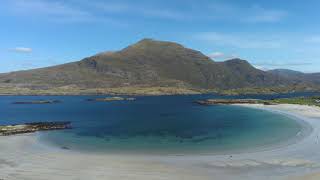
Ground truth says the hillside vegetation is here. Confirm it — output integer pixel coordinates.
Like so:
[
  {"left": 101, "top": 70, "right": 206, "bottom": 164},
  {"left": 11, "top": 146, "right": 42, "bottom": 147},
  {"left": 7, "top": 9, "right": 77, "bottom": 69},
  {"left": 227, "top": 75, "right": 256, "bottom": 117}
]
[{"left": 0, "top": 39, "right": 318, "bottom": 95}]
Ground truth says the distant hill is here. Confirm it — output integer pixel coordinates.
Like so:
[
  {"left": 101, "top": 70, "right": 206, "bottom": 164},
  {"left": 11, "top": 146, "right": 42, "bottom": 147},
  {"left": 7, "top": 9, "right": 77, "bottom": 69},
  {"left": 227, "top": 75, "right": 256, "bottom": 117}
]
[
  {"left": 0, "top": 39, "right": 318, "bottom": 95},
  {"left": 268, "top": 69, "right": 320, "bottom": 85},
  {"left": 268, "top": 69, "right": 305, "bottom": 78}
]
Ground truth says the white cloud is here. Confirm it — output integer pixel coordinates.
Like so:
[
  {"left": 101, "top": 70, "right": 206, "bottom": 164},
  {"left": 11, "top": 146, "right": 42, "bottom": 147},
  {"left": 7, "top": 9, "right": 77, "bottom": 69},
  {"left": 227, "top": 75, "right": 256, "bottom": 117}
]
[
  {"left": 141, "top": 9, "right": 186, "bottom": 20},
  {"left": 92, "top": 1, "right": 187, "bottom": 20},
  {"left": 305, "top": 36, "right": 320, "bottom": 43},
  {"left": 91, "top": 2, "right": 130, "bottom": 13},
  {"left": 206, "top": 2, "right": 287, "bottom": 23},
  {"left": 253, "top": 61, "right": 314, "bottom": 72},
  {"left": 12, "top": 0, "right": 89, "bottom": 18},
  {"left": 226, "top": 54, "right": 239, "bottom": 59},
  {"left": 255, "top": 62, "right": 313, "bottom": 67},
  {"left": 10, "top": 47, "right": 33, "bottom": 53},
  {"left": 244, "top": 6, "right": 287, "bottom": 23},
  {"left": 253, "top": 65, "right": 269, "bottom": 71},
  {"left": 5, "top": 1, "right": 288, "bottom": 23},
  {"left": 208, "top": 52, "right": 240, "bottom": 60},
  {"left": 195, "top": 32, "right": 283, "bottom": 49},
  {"left": 7, "top": 0, "right": 119, "bottom": 24},
  {"left": 208, "top": 52, "right": 225, "bottom": 59}
]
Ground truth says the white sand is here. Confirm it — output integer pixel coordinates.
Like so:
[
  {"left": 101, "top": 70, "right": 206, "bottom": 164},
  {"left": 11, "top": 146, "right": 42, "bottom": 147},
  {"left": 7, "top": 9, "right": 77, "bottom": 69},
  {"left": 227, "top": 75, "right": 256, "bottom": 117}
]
[{"left": 1, "top": 104, "right": 320, "bottom": 180}]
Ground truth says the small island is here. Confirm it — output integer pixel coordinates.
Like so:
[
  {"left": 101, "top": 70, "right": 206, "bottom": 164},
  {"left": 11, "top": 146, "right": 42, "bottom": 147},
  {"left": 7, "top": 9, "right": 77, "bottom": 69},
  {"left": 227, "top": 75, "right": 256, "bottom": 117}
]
[
  {"left": 0, "top": 121, "right": 71, "bottom": 136},
  {"left": 13, "top": 100, "right": 62, "bottom": 104},
  {"left": 87, "top": 97, "right": 136, "bottom": 102}
]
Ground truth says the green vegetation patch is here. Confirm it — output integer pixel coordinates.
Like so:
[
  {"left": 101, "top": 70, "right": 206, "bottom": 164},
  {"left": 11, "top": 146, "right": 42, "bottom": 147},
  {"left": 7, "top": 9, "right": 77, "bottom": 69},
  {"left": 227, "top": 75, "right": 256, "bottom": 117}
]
[{"left": 269, "top": 96, "right": 320, "bottom": 107}]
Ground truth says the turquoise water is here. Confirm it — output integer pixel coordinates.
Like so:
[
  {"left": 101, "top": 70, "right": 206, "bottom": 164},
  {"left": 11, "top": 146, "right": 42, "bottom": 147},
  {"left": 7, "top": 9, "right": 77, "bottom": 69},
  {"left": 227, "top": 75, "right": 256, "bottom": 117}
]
[{"left": 0, "top": 94, "right": 315, "bottom": 155}]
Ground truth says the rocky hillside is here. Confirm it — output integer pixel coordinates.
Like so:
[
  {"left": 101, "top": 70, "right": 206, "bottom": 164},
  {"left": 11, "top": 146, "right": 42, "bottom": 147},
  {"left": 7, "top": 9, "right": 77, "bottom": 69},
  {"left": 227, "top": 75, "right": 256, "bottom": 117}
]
[
  {"left": 0, "top": 39, "right": 314, "bottom": 94},
  {"left": 268, "top": 69, "right": 320, "bottom": 85}
]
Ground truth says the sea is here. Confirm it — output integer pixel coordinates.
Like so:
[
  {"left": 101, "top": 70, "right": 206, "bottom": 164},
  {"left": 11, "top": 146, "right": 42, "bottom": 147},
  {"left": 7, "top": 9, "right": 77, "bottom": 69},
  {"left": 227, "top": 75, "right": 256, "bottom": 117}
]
[{"left": 0, "top": 92, "right": 318, "bottom": 155}]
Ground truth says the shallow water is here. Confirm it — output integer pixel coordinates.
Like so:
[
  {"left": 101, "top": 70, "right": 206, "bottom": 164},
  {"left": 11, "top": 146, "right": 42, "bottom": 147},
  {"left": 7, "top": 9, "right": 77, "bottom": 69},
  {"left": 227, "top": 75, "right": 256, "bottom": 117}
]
[{"left": 0, "top": 93, "right": 318, "bottom": 155}]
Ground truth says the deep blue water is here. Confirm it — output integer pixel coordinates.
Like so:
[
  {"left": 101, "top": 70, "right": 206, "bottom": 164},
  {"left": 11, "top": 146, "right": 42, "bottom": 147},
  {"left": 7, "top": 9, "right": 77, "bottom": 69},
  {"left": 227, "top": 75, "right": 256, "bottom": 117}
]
[{"left": 0, "top": 92, "right": 318, "bottom": 154}]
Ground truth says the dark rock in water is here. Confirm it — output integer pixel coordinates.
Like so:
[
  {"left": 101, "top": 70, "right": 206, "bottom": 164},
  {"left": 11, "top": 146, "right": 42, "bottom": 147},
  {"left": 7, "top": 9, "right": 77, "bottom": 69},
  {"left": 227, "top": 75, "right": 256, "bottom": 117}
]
[
  {"left": 61, "top": 146, "right": 70, "bottom": 150},
  {"left": 192, "top": 136, "right": 213, "bottom": 143},
  {"left": 87, "top": 97, "right": 136, "bottom": 102},
  {"left": 0, "top": 121, "right": 72, "bottom": 136},
  {"left": 13, "top": 100, "right": 61, "bottom": 104}
]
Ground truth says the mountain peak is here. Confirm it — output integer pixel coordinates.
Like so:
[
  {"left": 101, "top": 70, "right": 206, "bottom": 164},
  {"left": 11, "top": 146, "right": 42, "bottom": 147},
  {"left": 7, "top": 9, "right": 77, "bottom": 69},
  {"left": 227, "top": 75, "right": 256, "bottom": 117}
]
[
  {"left": 118, "top": 38, "right": 210, "bottom": 63},
  {"left": 224, "top": 58, "right": 250, "bottom": 65},
  {"left": 137, "top": 38, "right": 156, "bottom": 43},
  {"left": 128, "top": 38, "right": 185, "bottom": 50}
]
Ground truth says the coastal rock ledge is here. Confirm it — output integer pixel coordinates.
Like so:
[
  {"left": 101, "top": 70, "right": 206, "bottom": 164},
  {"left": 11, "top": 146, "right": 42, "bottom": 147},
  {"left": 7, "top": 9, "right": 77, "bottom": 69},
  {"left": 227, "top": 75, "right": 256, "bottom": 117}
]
[
  {"left": 0, "top": 121, "right": 71, "bottom": 136},
  {"left": 196, "top": 99, "right": 277, "bottom": 105}
]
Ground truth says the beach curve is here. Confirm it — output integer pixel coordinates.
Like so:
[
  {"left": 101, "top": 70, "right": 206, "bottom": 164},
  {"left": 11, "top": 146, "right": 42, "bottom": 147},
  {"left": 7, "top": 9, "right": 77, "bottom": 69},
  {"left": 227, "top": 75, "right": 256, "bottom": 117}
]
[{"left": 1, "top": 104, "right": 320, "bottom": 180}]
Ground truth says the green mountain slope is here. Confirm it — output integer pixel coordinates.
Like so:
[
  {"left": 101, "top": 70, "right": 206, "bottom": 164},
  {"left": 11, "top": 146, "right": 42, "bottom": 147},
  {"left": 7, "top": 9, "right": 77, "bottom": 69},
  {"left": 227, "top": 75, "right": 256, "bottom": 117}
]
[{"left": 0, "top": 39, "right": 315, "bottom": 95}]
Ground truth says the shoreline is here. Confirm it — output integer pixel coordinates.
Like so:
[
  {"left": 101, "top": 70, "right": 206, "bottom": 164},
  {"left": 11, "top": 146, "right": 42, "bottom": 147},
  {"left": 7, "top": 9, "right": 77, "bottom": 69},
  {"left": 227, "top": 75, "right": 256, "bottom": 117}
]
[
  {"left": 0, "top": 90, "right": 318, "bottom": 97},
  {"left": 1, "top": 104, "right": 320, "bottom": 179},
  {"left": 36, "top": 108, "right": 312, "bottom": 157}
]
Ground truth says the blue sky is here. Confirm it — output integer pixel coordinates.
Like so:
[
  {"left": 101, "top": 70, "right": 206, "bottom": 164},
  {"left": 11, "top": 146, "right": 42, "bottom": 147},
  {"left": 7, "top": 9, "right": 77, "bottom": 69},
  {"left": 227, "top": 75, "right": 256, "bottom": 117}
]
[{"left": 1, "top": 0, "right": 320, "bottom": 73}]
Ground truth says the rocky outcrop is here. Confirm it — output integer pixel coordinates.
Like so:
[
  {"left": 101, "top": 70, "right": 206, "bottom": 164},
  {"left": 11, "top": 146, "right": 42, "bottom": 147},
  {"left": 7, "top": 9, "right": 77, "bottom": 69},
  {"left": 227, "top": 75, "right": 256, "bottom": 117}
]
[
  {"left": 87, "top": 97, "right": 136, "bottom": 102},
  {"left": 13, "top": 100, "right": 61, "bottom": 104},
  {"left": 0, "top": 121, "right": 71, "bottom": 136}
]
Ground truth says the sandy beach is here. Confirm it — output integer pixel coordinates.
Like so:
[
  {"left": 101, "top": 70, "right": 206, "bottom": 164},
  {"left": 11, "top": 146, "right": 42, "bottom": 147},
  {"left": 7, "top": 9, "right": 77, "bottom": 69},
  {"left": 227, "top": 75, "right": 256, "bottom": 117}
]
[{"left": 1, "top": 104, "right": 320, "bottom": 180}]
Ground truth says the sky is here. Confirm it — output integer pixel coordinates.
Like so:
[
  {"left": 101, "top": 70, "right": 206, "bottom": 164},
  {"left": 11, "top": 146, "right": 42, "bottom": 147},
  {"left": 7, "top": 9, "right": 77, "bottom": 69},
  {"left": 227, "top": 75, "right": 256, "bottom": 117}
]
[{"left": 1, "top": 0, "right": 320, "bottom": 73}]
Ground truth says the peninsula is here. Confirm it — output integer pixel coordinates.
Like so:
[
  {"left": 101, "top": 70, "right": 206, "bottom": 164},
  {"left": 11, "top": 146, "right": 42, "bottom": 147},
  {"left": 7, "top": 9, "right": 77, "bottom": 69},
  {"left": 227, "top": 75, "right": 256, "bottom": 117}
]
[{"left": 196, "top": 96, "right": 320, "bottom": 106}]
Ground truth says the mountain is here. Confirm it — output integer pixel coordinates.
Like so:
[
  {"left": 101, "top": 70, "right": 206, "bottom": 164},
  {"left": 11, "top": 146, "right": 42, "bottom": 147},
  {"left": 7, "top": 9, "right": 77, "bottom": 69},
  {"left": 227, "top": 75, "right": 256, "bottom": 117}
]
[
  {"left": 0, "top": 39, "right": 317, "bottom": 95},
  {"left": 268, "top": 69, "right": 305, "bottom": 79},
  {"left": 268, "top": 69, "right": 320, "bottom": 85}
]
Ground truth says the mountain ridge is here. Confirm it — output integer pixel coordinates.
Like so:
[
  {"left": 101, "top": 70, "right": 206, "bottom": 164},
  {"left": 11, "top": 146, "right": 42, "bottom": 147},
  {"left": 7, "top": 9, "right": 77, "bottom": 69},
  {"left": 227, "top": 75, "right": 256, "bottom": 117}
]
[
  {"left": 268, "top": 68, "right": 320, "bottom": 86},
  {"left": 0, "top": 39, "right": 318, "bottom": 95}
]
